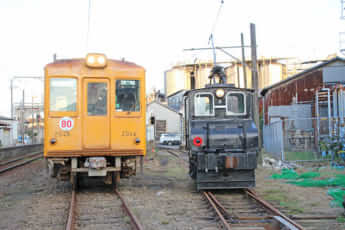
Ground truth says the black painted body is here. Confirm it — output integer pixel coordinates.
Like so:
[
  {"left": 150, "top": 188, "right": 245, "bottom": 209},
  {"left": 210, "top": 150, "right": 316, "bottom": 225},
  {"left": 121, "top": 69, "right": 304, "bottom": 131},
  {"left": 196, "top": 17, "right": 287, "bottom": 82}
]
[{"left": 184, "top": 84, "right": 258, "bottom": 190}]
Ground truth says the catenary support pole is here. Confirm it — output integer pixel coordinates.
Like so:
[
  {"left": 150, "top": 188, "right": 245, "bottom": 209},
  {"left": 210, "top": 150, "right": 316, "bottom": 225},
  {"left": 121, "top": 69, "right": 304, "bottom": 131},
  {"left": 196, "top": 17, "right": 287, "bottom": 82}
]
[
  {"left": 250, "top": 23, "right": 262, "bottom": 150},
  {"left": 241, "top": 33, "right": 247, "bottom": 88}
]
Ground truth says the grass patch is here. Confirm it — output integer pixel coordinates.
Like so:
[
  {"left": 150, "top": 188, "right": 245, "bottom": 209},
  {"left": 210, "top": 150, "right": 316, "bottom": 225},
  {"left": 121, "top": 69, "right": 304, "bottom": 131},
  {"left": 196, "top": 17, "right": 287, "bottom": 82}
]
[
  {"left": 163, "top": 165, "right": 187, "bottom": 179},
  {"left": 161, "top": 220, "right": 169, "bottom": 225},
  {"left": 336, "top": 216, "right": 345, "bottom": 223},
  {"left": 285, "top": 151, "right": 316, "bottom": 161},
  {"left": 263, "top": 189, "right": 304, "bottom": 214}
]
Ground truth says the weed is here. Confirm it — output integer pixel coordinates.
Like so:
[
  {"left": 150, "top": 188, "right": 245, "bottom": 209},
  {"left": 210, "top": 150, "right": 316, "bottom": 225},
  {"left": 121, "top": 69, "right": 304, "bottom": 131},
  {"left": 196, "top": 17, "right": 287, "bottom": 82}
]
[{"left": 336, "top": 216, "right": 345, "bottom": 223}]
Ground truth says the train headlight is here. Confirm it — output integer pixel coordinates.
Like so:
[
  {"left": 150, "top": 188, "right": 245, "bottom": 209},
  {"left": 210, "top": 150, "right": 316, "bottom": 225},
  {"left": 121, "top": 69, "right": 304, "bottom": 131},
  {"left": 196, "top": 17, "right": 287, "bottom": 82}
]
[
  {"left": 86, "top": 53, "right": 107, "bottom": 68},
  {"left": 216, "top": 89, "right": 225, "bottom": 98}
]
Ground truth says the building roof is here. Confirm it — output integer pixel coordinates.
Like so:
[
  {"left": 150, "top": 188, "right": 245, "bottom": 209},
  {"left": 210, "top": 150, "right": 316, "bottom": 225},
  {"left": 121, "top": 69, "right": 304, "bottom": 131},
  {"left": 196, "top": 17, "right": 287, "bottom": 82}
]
[
  {"left": 147, "top": 101, "right": 182, "bottom": 116},
  {"left": 260, "top": 56, "right": 345, "bottom": 97},
  {"left": 167, "top": 89, "right": 187, "bottom": 98}
]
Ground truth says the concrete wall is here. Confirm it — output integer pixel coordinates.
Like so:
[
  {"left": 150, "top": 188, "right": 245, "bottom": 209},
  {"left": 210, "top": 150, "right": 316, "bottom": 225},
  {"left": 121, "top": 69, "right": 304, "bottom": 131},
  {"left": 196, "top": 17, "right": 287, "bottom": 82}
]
[
  {"left": 0, "top": 144, "right": 43, "bottom": 162},
  {"left": 147, "top": 102, "right": 182, "bottom": 135}
]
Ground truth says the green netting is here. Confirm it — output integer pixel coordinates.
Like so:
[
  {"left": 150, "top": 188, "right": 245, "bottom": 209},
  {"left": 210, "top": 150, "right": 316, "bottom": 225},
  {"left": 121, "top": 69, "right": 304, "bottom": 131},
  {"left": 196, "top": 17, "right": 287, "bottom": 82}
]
[
  {"left": 271, "top": 169, "right": 298, "bottom": 179},
  {"left": 328, "top": 188, "right": 345, "bottom": 207},
  {"left": 271, "top": 169, "right": 345, "bottom": 208},
  {"left": 287, "top": 174, "right": 345, "bottom": 187},
  {"left": 271, "top": 169, "right": 320, "bottom": 180}
]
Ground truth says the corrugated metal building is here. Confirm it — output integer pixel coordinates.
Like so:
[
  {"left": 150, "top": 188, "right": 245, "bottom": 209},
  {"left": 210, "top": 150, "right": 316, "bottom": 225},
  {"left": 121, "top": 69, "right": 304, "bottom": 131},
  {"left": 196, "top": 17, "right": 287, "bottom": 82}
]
[
  {"left": 260, "top": 57, "right": 345, "bottom": 157},
  {"left": 261, "top": 57, "right": 345, "bottom": 124}
]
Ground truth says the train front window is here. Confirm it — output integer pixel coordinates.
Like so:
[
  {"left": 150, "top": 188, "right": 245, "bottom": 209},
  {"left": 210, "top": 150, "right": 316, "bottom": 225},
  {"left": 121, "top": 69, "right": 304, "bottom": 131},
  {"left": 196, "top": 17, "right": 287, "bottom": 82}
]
[
  {"left": 194, "top": 93, "right": 214, "bottom": 116},
  {"left": 116, "top": 80, "right": 140, "bottom": 112},
  {"left": 87, "top": 83, "right": 107, "bottom": 116},
  {"left": 226, "top": 92, "right": 246, "bottom": 115},
  {"left": 50, "top": 78, "right": 76, "bottom": 112}
]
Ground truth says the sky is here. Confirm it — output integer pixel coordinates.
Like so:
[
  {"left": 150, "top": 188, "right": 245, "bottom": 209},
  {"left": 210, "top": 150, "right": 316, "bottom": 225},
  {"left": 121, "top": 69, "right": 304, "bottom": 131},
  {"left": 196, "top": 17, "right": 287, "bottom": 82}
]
[{"left": 0, "top": 0, "right": 343, "bottom": 117}]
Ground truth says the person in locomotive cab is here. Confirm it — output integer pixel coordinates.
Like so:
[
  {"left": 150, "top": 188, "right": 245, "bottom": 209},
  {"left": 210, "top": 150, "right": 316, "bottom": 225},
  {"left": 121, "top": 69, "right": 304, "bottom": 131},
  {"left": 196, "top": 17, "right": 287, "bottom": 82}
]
[{"left": 118, "top": 91, "right": 136, "bottom": 111}]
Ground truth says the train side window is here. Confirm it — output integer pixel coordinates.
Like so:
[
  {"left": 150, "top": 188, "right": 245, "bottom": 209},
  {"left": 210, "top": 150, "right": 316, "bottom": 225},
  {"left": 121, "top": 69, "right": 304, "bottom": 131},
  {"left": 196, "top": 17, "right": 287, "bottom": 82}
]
[
  {"left": 49, "top": 78, "right": 77, "bottom": 112},
  {"left": 87, "top": 83, "right": 107, "bottom": 116},
  {"left": 115, "top": 80, "right": 140, "bottom": 112},
  {"left": 226, "top": 92, "right": 246, "bottom": 115},
  {"left": 194, "top": 93, "right": 214, "bottom": 116}
]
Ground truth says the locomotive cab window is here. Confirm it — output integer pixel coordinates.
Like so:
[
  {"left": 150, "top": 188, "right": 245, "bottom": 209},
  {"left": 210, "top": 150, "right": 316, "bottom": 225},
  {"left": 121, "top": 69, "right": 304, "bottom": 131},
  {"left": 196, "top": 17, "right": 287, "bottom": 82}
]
[
  {"left": 87, "top": 83, "right": 107, "bottom": 116},
  {"left": 226, "top": 92, "right": 246, "bottom": 115},
  {"left": 116, "top": 80, "right": 140, "bottom": 112},
  {"left": 194, "top": 93, "right": 214, "bottom": 116},
  {"left": 49, "top": 78, "right": 77, "bottom": 112}
]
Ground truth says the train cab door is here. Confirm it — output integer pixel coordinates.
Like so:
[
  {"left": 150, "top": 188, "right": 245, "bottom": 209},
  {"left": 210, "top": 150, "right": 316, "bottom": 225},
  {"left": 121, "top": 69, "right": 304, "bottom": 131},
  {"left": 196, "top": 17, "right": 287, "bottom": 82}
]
[{"left": 83, "top": 79, "right": 110, "bottom": 149}]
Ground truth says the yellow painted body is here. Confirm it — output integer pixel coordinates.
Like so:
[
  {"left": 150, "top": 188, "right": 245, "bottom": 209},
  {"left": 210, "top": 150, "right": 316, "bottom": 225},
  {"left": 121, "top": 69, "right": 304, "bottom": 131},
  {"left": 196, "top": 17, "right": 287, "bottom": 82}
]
[{"left": 44, "top": 58, "right": 146, "bottom": 158}]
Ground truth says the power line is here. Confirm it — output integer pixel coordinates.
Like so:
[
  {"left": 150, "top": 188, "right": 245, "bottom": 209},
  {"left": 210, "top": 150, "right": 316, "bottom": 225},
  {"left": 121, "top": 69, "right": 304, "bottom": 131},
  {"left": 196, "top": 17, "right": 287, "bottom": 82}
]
[{"left": 86, "top": 0, "right": 92, "bottom": 52}]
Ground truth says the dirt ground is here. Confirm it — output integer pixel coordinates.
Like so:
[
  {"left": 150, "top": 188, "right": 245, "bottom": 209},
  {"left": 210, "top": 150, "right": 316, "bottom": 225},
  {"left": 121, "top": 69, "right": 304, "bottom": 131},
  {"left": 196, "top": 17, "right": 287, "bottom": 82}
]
[
  {"left": 0, "top": 159, "right": 71, "bottom": 230},
  {"left": 120, "top": 148, "right": 345, "bottom": 229},
  {"left": 1, "top": 149, "right": 345, "bottom": 229}
]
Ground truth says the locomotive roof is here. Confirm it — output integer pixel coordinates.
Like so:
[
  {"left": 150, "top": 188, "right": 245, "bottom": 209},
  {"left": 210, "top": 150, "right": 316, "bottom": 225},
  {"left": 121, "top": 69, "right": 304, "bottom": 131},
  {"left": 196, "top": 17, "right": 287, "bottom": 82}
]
[{"left": 184, "top": 84, "right": 255, "bottom": 96}]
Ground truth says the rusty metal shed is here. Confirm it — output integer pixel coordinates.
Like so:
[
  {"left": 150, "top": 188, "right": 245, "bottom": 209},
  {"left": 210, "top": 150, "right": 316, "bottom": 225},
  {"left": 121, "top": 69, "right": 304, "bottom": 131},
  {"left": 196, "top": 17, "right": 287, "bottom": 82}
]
[{"left": 260, "top": 57, "right": 345, "bottom": 125}]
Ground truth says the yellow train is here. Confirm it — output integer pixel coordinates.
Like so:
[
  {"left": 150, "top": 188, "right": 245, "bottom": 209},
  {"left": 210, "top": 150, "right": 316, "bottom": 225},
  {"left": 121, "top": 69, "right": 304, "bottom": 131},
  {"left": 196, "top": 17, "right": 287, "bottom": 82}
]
[{"left": 44, "top": 53, "right": 146, "bottom": 186}]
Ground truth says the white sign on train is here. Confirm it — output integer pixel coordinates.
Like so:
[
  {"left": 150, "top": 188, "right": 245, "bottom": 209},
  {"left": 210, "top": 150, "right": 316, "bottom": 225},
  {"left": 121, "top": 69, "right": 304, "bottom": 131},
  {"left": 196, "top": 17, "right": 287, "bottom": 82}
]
[{"left": 59, "top": 117, "right": 74, "bottom": 131}]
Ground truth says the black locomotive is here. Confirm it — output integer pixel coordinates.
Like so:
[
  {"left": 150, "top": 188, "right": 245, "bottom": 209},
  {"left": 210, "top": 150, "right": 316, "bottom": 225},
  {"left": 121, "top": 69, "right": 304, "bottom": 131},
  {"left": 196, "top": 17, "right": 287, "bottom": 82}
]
[{"left": 184, "top": 66, "right": 258, "bottom": 190}]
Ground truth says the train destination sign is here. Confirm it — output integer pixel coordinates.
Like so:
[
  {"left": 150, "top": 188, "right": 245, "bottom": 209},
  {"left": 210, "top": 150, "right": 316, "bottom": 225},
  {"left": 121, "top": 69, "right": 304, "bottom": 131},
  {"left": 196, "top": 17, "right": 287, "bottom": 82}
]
[{"left": 59, "top": 117, "right": 74, "bottom": 131}]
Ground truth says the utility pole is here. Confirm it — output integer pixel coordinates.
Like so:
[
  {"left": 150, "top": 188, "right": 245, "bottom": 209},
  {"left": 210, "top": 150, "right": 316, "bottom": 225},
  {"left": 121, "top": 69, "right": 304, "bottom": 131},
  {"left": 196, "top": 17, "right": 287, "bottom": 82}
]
[
  {"left": 22, "top": 90, "right": 25, "bottom": 144},
  {"left": 241, "top": 33, "right": 247, "bottom": 88},
  {"left": 32, "top": 96, "right": 34, "bottom": 144},
  {"left": 250, "top": 23, "right": 262, "bottom": 150},
  {"left": 10, "top": 79, "right": 13, "bottom": 119}
]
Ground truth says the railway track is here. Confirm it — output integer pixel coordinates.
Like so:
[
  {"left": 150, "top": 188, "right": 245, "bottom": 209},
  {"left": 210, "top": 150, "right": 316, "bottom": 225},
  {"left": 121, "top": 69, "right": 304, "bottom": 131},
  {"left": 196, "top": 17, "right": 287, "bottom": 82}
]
[
  {"left": 166, "top": 148, "right": 341, "bottom": 230},
  {"left": 66, "top": 179, "right": 143, "bottom": 230},
  {"left": 0, "top": 151, "right": 42, "bottom": 174}
]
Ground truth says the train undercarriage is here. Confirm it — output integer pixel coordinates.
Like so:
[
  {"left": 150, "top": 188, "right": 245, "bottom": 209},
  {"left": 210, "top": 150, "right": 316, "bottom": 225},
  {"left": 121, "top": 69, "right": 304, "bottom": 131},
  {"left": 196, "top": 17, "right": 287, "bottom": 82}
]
[
  {"left": 46, "top": 156, "right": 142, "bottom": 186},
  {"left": 189, "top": 151, "right": 257, "bottom": 190}
]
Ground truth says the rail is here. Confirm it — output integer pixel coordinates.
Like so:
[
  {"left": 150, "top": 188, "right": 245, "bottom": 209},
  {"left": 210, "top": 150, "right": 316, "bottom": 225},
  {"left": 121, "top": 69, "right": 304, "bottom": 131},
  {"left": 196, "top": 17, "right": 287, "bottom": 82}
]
[
  {"left": 0, "top": 152, "right": 42, "bottom": 174},
  {"left": 66, "top": 183, "right": 143, "bottom": 230},
  {"left": 245, "top": 188, "right": 305, "bottom": 230}
]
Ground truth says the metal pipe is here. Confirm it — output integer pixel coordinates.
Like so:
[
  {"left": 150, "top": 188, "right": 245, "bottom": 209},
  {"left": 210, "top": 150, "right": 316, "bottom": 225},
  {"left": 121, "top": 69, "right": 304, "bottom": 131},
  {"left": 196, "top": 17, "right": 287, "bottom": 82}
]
[
  {"left": 316, "top": 91, "right": 320, "bottom": 144},
  {"left": 183, "top": 45, "right": 251, "bottom": 51},
  {"left": 326, "top": 88, "right": 331, "bottom": 137}
]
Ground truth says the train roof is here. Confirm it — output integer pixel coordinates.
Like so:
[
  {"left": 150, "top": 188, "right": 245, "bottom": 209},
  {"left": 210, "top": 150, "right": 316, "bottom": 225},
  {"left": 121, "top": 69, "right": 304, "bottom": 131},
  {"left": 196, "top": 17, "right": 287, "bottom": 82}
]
[
  {"left": 184, "top": 84, "right": 255, "bottom": 96},
  {"left": 45, "top": 57, "right": 145, "bottom": 76}
]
